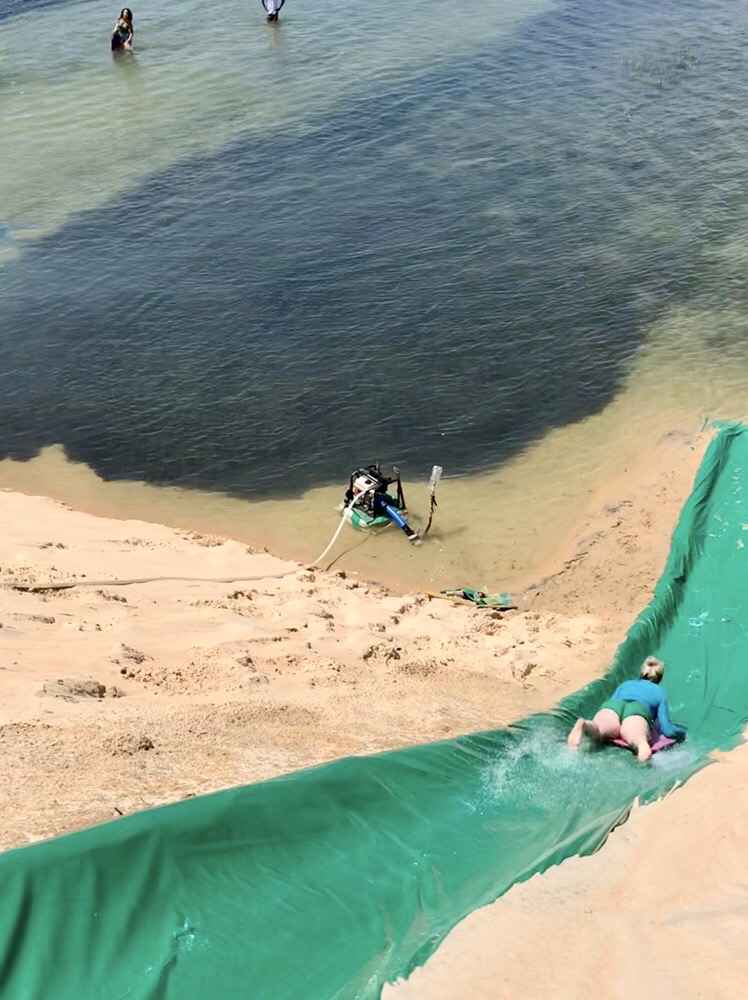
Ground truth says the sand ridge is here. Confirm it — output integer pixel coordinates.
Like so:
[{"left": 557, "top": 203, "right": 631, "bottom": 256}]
[{"left": 0, "top": 488, "right": 612, "bottom": 850}]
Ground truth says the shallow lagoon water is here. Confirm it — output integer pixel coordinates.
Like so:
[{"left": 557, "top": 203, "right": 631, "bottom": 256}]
[{"left": 2, "top": 0, "right": 748, "bottom": 583}]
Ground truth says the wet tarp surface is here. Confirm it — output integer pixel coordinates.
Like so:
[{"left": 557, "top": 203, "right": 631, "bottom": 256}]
[{"left": 0, "top": 424, "right": 746, "bottom": 1000}]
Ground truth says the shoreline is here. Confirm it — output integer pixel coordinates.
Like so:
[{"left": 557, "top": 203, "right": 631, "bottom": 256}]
[
  {"left": 0, "top": 423, "right": 709, "bottom": 851},
  {"left": 0, "top": 417, "right": 711, "bottom": 599}
]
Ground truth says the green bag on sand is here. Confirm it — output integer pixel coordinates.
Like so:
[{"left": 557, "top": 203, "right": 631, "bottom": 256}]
[{"left": 441, "top": 587, "right": 515, "bottom": 608}]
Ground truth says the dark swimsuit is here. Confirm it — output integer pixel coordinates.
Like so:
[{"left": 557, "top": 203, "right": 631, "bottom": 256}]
[{"left": 111, "top": 21, "right": 131, "bottom": 51}]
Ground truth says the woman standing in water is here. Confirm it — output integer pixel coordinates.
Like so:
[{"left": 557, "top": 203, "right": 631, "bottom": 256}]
[
  {"left": 567, "top": 656, "right": 686, "bottom": 762},
  {"left": 262, "top": 0, "right": 285, "bottom": 22},
  {"left": 111, "top": 8, "right": 134, "bottom": 52}
]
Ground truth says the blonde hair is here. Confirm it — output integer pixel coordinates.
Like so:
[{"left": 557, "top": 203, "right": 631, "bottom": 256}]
[{"left": 640, "top": 655, "right": 664, "bottom": 683}]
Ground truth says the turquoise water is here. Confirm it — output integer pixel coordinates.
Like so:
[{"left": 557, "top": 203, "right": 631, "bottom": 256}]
[{"left": 2, "top": 0, "right": 748, "bottom": 505}]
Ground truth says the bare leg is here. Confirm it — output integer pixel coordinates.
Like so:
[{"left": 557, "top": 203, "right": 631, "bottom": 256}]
[
  {"left": 567, "top": 718, "right": 587, "bottom": 748},
  {"left": 589, "top": 708, "right": 621, "bottom": 743},
  {"left": 568, "top": 709, "right": 620, "bottom": 749},
  {"left": 620, "top": 715, "right": 652, "bottom": 762}
]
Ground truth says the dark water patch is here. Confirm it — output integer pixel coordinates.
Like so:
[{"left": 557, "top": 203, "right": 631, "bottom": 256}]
[
  {"left": 2, "top": 0, "right": 748, "bottom": 498},
  {"left": 0, "top": 0, "right": 81, "bottom": 23}
]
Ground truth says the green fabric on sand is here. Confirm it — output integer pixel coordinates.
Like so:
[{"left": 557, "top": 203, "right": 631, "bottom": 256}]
[{"left": 441, "top": 587, "right": 515, "bottom": 608}]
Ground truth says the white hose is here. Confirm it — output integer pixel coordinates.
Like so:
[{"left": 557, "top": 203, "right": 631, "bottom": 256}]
[
  {"left": 8, "top": 474, "right": 435, "bottom": 588},
  {"left": 310, "top": 514, "right": 349, "bottom": 568},
  {"left": 7, "top": 488, "right": 374, "bottom": 589},
  {"left": 311, "top": 484, "right": 376, "bottom": 567}
]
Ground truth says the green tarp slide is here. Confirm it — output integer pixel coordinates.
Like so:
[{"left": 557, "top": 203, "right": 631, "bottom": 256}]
[{"left": 1, "top": 424, "right": 747, "bottom": 999}]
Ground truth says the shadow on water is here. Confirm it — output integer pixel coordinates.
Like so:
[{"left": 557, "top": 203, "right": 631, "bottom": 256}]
[
  {"left": 0, "top": 0, "right": 72, "bottom": 22},
  {"left": 112, "top": 48, "right": 139, "bottom": 69}
]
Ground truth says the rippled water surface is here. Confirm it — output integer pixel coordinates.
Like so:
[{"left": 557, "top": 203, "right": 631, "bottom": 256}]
[{"left": 2, "top": 0, "right": 748, "bottom": 576}]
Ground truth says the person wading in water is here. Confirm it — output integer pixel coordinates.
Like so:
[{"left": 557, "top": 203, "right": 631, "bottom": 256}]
[
  {"left": 262, "top": 0, "right": 285, "bottom": 22},
  {"left": 111, "top": 8, "right": 134, "bottom": 52}
]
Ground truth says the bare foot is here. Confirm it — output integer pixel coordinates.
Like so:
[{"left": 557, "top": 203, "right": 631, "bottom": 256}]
[
  {"left": 637, "top": 743, "right": 652, "bottom": 763},
  {"left": 567, "top": 718, "right": 585, "bottom": 749}
]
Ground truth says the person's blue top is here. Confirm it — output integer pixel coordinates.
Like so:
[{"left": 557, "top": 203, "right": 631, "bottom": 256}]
[{"left": 612, "top": 678, "right": 685, "bottom": 739}]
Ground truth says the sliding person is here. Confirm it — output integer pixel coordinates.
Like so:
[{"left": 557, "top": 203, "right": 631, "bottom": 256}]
[{"left": 567, "top": 656, "right": 686, "bottom": 762}]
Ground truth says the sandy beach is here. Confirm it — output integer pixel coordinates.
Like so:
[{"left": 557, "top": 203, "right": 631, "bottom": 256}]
[
  {"left": 0, "top": 428, "right": 702, "bottom": 848},
  {"left": 1, "top": 424, "right": 738, "bottom": 998}
]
